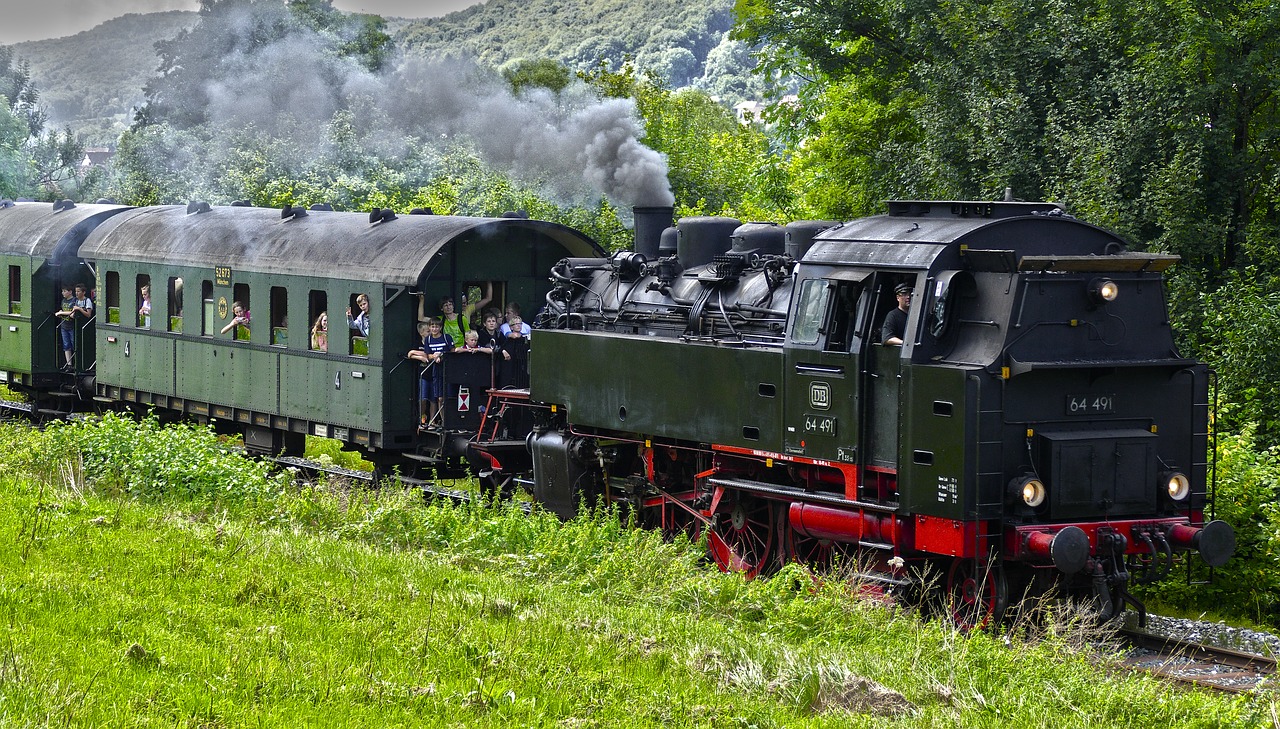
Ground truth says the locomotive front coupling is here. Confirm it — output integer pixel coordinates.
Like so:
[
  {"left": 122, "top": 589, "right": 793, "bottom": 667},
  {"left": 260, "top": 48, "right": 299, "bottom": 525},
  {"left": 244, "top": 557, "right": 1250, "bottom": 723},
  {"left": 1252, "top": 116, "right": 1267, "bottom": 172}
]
[{"left": 1016, "top": 519, "right": 1235, "bottom": 574}]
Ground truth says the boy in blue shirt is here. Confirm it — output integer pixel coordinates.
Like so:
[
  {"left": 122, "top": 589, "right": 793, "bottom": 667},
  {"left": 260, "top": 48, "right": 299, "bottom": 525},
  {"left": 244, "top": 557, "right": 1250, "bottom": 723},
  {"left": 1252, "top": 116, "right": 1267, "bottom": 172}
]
[{"left": 408, "top": 317, "right": 453, "bottom": 429}]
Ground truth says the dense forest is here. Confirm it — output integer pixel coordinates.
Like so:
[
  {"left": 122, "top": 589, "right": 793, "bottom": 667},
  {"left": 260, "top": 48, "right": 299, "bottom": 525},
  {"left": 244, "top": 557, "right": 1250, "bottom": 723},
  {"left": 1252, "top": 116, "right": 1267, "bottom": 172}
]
[
  {"left": 8, "top": 11, "right": 197, "bottom": 144},
  {"left": 3, "top": 0, "right": 1280, "bottom": 622}
]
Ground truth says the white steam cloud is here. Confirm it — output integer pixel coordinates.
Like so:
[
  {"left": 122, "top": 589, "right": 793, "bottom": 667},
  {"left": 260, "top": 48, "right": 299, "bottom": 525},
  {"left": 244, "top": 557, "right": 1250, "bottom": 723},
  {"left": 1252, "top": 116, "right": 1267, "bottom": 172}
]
[{"left": 188, "top": 17, "right": 674, "bottom": 210}]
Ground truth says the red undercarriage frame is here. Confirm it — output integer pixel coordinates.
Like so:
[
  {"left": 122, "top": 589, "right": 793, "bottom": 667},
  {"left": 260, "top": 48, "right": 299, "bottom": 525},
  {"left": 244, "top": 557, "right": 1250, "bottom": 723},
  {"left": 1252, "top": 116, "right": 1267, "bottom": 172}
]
[{"left": 468, "top": 396, "right": 1216, "bottom": 576}]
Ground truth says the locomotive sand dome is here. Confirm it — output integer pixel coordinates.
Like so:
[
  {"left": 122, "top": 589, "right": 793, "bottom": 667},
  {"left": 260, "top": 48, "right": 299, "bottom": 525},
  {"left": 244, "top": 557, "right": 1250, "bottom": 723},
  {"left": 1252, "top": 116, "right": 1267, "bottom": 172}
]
[{"left": 520, "top": 199, "right": 1234, "bottom": 627}]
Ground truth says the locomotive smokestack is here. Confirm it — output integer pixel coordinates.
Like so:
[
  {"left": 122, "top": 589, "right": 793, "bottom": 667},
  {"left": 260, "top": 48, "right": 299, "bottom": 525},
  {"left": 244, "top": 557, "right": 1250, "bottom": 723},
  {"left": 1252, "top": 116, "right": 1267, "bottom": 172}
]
[{"left": 633, "top": 206, "right": 674, "bottom": 259}]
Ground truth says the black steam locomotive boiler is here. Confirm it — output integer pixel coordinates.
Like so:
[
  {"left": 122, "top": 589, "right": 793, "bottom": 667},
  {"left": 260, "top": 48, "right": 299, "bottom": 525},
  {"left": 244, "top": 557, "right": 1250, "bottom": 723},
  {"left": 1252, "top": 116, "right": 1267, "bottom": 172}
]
[{"left": 472, "top": 199, "right": 1234, "bottom": 625}]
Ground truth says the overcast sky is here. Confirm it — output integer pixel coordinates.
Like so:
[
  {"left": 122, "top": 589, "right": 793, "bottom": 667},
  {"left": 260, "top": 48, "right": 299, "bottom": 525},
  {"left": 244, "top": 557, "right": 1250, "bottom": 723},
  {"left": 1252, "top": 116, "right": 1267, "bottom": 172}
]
[{"left": 0, "top": 0, "right": 478, "bottom": 46}]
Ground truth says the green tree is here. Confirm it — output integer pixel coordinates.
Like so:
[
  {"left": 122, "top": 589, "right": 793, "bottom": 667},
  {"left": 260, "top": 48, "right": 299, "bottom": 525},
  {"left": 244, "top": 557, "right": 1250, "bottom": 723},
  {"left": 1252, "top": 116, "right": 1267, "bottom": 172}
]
[
  {"left": 733, "top": 0, "right": 1280, "bottom": 276},
  {"left": 580, "top": 61, "right": 793, "bottom": 219},
  {"left": 28, "top": 125, "right": 85, "bottom": 199},
  {"left": 0, "top": 94, "right": 31, "bottom": 197},
  {"left": 502, "top": 58, "right": 573, "bottom": 95},
  {"left": 0, "top": 46, "right": 45, "bottom": 138}
]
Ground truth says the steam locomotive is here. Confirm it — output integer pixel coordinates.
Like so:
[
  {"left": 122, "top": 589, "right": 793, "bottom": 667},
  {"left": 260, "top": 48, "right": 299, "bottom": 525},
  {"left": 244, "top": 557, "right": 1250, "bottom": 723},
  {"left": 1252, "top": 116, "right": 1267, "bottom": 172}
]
[
  {"left": 0, "top": 196, "right": 1233, "bottom": 626},
  {"left": 473, "top": 199, "right": 1235, "bottom": 627}
]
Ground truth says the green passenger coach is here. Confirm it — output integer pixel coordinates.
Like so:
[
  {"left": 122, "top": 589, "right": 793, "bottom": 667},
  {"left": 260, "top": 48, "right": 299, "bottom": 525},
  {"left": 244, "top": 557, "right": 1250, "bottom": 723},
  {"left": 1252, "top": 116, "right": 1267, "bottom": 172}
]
[
  {"left": 79, "top": 204, "right": 602, "bottom": 475},
  {"left": 0, "top": 200, "right": 130, "bottom": 398}
]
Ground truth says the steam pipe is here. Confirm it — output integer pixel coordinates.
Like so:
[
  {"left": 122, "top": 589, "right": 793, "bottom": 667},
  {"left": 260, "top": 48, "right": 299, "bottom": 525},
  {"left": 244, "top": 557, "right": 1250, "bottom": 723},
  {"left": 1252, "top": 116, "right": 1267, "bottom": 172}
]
[
  {"left": 1132, "top": 530, "right": 1157, "bottom": 585},
  {"left": 789, "top": 503, "right": 894, "bottom": 544},
  {"left": 1150, "top": 529, "right": 1173, "bottom": 581}
]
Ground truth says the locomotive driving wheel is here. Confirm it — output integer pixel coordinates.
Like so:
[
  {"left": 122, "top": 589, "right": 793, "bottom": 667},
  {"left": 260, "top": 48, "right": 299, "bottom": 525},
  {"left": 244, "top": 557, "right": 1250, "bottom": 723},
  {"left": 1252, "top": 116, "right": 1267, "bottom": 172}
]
[
  {"left": 785, "top": 528, "right": 842, "bottom": 571},
  {"left": 706, "top": 497, "right": 776, "bottom": 578},
  {"left": 945, "top": 558, "right": 1008, "bottom": 631}
]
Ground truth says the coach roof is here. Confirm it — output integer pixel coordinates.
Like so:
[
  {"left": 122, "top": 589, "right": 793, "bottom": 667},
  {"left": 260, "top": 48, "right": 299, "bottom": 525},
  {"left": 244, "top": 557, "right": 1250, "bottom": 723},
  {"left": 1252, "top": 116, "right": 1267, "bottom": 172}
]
[
  {"left": 0, "top": 201, "right": 132, "bottom": 260},
  {"left": 80, "top": 205, "right": 605, "bottom": 285}
]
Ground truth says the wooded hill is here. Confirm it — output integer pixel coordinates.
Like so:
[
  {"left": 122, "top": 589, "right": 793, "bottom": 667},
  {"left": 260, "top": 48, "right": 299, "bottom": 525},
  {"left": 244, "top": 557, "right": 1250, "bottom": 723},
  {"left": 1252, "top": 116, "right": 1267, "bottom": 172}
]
[
  {"left": 10, "top": 12, "right": 196, "bottom": 144},
  {"left": 8, "top": 0, "right": 748, "bottom": 144}
]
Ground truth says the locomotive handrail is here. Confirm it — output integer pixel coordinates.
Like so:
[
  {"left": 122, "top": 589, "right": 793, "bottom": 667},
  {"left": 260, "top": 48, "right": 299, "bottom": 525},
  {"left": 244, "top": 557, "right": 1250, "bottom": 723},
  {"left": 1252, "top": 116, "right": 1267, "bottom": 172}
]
[
  {"left": 1018, "top": 253, "right": 1179, "bottom": 273},
  {"left": 1004, "top": 355, "right": 1200, "bottom": 377},
  {"left": 794, "top": 363, "right": 845, "bottom": 376}
]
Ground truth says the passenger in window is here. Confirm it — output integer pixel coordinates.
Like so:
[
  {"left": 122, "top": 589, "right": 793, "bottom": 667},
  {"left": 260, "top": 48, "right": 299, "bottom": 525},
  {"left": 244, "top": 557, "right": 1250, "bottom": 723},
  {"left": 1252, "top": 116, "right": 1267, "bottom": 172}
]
[
  {"left": 503, "top": 312, "right": 531, "bottom": 340},
  {"left": 499, "top": 312, "right": 530, "bottom": 388},
  {"left": 310, "top": 311, "right": 328, "bottom": 352},
  {"left": 498, "top": 302, "right": 522, "bottom": 336},
  {"left": 138, "top": 285, "right": 151, "bottom": 327},
  {"left": 881, "top": 283, "right": 912, "bottom": 345},
  {"left": 347, "top": 293, "right": 370, "bottom": 337},
  {"left": 220, "top": 301, "right": 250, "bottom": 335},
  {"left": 437, "top": 295, "right": 467, "bottom": 344},
  {"left": 454, "top": 329, "right": 482, "bottom": 353}
]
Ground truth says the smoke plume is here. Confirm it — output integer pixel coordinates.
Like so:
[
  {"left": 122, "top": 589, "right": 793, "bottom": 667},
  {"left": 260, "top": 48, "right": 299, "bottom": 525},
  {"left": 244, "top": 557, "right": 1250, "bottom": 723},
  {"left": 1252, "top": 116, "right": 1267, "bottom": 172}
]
[{"left": 165, "top": 6, "right": 674, "bottom": 211}]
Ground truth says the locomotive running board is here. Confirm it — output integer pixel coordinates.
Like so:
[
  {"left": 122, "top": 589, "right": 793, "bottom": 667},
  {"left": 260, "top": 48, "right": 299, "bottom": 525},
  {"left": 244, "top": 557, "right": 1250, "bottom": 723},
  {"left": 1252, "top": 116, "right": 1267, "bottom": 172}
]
[{"left": 706, "top": 476, "right": 899, "bottom": 514}]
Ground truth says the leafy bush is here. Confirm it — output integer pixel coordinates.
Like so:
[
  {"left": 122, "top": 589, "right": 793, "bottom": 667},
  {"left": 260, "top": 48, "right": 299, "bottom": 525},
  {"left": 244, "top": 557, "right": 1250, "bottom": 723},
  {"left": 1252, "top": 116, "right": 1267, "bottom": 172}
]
[
  {"left": 1169, "top": 267, "right": 1280, "bottom": 449},
  {"left": 1144, "top": 423, "right": 1280, "bottom": 625},
  {"left": 44, "top": 412, "right": 289, "bottom": 502}
]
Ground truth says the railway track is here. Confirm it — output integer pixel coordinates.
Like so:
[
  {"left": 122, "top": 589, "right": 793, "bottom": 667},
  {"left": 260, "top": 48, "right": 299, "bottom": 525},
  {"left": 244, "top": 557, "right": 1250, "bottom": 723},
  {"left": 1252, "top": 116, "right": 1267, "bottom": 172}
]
[
  {"left": 1120, "top": 627, "right": 1276, "bottom": 693},
  {"left": 270, "top": 454, "right": 530, "bottom": 512}
]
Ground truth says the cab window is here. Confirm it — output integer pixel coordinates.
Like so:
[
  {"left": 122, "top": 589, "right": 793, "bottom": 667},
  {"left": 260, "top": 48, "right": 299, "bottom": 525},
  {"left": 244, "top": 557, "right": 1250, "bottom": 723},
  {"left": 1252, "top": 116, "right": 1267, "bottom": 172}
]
[{"left": 790, "top": 279, "right": 829, "bottom": 346}]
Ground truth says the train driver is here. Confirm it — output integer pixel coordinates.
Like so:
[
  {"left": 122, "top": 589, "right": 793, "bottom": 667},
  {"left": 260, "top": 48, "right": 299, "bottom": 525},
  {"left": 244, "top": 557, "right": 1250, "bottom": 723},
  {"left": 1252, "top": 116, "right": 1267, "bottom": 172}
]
[{"left": 881, "top": 283, "right": 913, "bottom": 345}]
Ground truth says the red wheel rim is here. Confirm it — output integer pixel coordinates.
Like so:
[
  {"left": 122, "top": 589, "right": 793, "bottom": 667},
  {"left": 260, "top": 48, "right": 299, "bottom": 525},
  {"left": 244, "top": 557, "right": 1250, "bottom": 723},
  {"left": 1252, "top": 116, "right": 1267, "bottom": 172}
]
[
  {"left": 945, "top": 558, "right": 1007, "bottom": 631},
  {"left": 707, "top": 498, "right": 775, "bottom": 578}
]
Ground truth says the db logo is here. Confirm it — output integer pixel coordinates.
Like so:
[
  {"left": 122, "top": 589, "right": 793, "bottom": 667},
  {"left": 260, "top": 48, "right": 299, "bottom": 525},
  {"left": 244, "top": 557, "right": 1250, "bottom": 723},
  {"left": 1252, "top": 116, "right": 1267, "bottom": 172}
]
[
  {"left": 457, "top": 388, "right": 470, "bottom": 412},
  {"left": 809, "top": 381, "right": 831, "bottom": 410}
]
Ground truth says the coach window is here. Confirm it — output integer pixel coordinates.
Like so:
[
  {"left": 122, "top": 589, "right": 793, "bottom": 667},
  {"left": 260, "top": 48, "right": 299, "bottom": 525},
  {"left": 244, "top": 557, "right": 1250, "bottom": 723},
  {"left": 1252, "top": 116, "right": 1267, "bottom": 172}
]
[
  {"left": 349, "top": 292, "right": 370, "bottom": 357},
  {"left": 309, "top": 290, "right": 328, "bottom": 352},
  {"left": 201, "top": 280, "right": 214, "bottom": 336},
  {"left": 7, "top": 265, "right": 18, "bottom": 314},
  {"left": 168, "top": 277, "right": 183, "bottom": 333},
  {"left": 228, "top": 283, "right": 251, "bottom": 341},
  {"left": 790, "top": 278, "right": 829, "bottom": 346},
  {"left": 104, "top": 270, "right": 120, "bottom": 325},
  {"left": 270, "top": 286, "right": 287, "bottom": 346},
  {"left": 136, "top": 273, "right": 151, "bottom": 328}
]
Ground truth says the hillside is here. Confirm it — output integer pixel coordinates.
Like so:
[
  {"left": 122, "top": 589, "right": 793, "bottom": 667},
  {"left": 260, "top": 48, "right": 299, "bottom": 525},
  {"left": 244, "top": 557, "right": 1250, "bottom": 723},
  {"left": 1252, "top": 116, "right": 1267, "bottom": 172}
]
[
  {"left": 0, "top": 414, "right": 1253, "bottom": 726},
  {"left": 11, "top": 11, "right": 196, "bottom": 143},
  {"left": 7, "top": 0, "right": 752, "bottom": 145},
  {"left": 397, "top": 0, "right": 737, "bottom": 88}
]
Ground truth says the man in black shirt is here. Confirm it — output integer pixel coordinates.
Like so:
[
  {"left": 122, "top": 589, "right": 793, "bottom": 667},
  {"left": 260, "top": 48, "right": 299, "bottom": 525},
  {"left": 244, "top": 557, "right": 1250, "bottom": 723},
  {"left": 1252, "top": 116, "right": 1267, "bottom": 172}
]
[{"left": 881, "top": 283, "right": 913, "bottom": 345}]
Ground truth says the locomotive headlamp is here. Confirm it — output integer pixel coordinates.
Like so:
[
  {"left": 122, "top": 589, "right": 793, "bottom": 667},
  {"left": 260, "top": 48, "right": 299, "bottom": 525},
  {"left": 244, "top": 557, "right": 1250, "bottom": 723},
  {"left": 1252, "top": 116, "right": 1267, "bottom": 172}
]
[
  {"left": 1163, "top": 471, "right": 1191, "bottom": 501},
  {"left": 1010, "top": 476, "right": 1047, "bottom": 508},
  {"left": 1090, "top": 278, "right": 1119, "bottom": 303}
]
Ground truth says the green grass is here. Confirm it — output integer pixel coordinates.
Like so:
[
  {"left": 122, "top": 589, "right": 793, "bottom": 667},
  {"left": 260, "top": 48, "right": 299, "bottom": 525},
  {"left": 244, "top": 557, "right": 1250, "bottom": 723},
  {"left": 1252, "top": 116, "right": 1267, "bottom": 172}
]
[
  {"left": 0, "top": 418, "right": 1273, "bottom": 727},
  {"left": 304, "top": 435, "right": 375, "bottom": 472}
]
